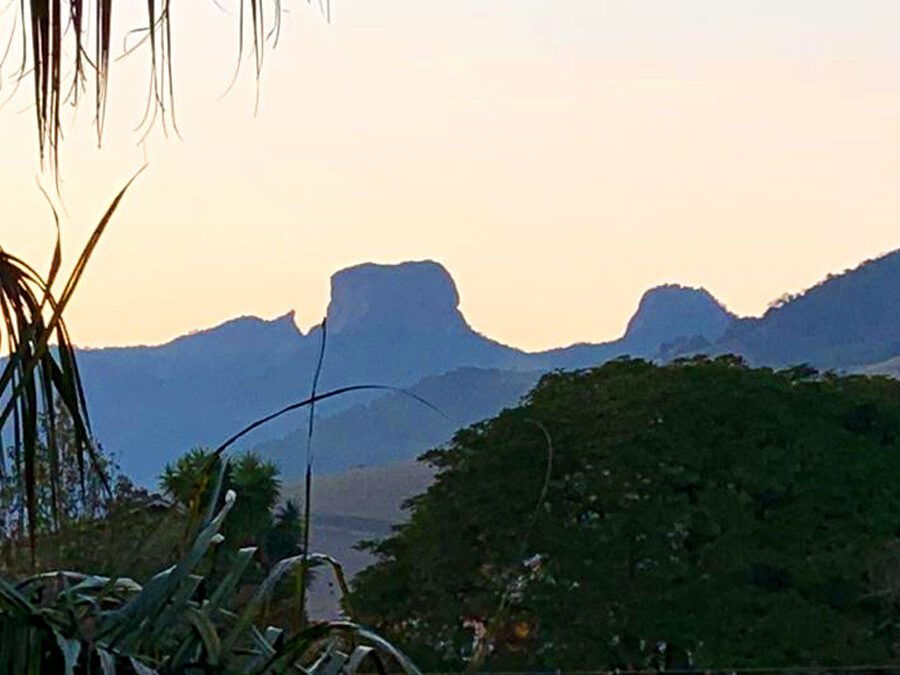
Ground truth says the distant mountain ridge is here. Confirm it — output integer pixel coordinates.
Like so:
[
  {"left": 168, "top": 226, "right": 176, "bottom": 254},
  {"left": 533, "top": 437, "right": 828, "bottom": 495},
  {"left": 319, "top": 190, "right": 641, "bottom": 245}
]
[
  {"left": 255, "top": 367, "right": 543, "bottom": 476},
  {"left": 75, "top": 259, "right": 734, "bottom": 484},
  {"left": 690, "top": 250, "right": 900, "bottom": 370}
]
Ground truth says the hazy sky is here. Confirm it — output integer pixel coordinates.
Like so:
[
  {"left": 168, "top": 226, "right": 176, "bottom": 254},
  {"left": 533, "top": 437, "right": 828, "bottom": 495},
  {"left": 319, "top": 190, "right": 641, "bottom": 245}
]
[{"left": 4, "top": 1, "right": 900, "bottom": 351}]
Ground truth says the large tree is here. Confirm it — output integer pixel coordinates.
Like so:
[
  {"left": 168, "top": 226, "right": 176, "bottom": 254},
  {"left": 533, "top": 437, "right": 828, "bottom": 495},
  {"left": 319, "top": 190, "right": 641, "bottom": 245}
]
[{"left": 350, "top": 357, "right": 900, "bottom": 670}]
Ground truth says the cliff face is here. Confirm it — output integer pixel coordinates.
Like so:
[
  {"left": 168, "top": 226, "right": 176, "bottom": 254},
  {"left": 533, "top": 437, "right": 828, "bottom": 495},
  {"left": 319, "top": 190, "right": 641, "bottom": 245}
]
[{"left": 326, "top": 261, "right": 468, "bottom": 336}]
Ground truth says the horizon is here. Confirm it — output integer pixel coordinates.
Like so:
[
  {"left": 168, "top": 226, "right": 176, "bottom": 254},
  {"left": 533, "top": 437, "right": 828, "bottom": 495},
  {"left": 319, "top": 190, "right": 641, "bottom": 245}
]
[
  {"left": 67, "top": 245, "right": 898, "bottom": 353},
  {"left": 6, "top": 1, "right": 900, "bottom": 351}
]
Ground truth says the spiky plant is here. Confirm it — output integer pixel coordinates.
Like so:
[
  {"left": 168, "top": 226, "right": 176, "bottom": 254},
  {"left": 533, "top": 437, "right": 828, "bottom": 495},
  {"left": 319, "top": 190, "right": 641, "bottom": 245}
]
[{"left": 0, "top": 458, "right": 421, "bottom": 674}]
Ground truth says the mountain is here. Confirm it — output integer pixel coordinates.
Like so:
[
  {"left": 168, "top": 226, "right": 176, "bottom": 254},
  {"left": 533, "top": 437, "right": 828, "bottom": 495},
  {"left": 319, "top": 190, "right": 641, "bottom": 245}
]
[
  {"left": 304, "top": 261, "right": 527, "bottom": 385},
  {"left": 530, "top": 284, "right": 735, "bottom": 370},
  {"left": 72, "top": 259, "right": 736, "bottom": 484},
  {"left": 77, "top": 313, "right": 313, "bottom": 485},
  {"left": 623, "top": 284, "right": 734, "bottom": 353},
  {"left": 254, "top": 367, "right": 543, "bottom": 476},
  {"left": 79, "top": 261, "right": 530, "bottom": 485},
  {"left": 702, "top": 250, "right": 900, "bottom": 370}
]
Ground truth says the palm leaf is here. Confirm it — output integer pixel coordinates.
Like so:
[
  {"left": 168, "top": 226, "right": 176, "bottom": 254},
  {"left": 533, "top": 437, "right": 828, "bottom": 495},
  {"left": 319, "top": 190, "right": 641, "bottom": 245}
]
[
  {"left": 6, "top": 0, "right": 329, "bottom": 174},
  {"left": 0, "top": 176, "right": 138, "bottom": 556}
]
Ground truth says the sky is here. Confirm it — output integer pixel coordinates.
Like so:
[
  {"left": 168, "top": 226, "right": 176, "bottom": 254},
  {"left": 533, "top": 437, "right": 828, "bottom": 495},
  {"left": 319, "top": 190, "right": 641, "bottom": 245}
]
[{"left": 4, "top": 1, "right": 900, "bottom": 351}]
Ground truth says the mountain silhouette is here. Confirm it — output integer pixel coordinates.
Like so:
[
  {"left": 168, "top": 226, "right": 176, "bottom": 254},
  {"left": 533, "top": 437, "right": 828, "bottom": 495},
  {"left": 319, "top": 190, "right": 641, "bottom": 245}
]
[
  {"left": 305, "top": 261, "right": 525, "bottom": 385},
  {"left": 74, "top": 260, "right": 737, "bottom": 484},
  {"left": 529, "top": 284, "right": 735, "bottom": 370},
  {"left": 255, "top": 367, "right": 543, "bottom": 476},
  {"left": 703, "top": 250, "right": 900, "bottom": 369}
]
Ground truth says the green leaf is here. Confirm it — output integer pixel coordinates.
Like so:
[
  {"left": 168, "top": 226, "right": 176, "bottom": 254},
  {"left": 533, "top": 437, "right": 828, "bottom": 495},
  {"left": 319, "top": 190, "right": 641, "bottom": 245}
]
[{"left": 52, "top": 632, "right": 82, "bottom": 675}]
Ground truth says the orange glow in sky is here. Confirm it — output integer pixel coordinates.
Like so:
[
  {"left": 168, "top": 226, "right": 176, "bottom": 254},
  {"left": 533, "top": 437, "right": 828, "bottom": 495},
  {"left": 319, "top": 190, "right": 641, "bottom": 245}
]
[{"left": 4, "top": 1, "right": 900, "bottom": 351}]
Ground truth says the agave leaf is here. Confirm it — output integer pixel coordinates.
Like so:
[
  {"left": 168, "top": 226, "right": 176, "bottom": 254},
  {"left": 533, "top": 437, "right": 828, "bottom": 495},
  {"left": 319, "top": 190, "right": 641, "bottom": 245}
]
[
  {"left": 199, "top": 452, "right": 229, "bottom": 529},
  {"left": 221, "top": 551, "right": 309, "bottom": 655},
  {"left": 166, "top": 545, "right": 255, "bottom": 669},
  {"left": 305, "top": 553, "right": 350, "bottom": 603},
  {"left": 100, "top": 489, "right": 236, "bottom": 647},
  {"left": 128, "top": 656, "right": 159, "bottom": 675},
  {"left": 305, "top": 641, "right": 337, "bottom": 674},
  {"left": 346, "top": 645, "right": 386, "bottom": 675},
  {"left": 204, "top": 545, "right": 256, "bottom": 617},
  {"left": 52, "top": 631, "right": 81, "bottom": 675},
  {"left": 248, "top": 624, "right": 278, "bottom": 660},
  {"left": 142, "top": 574, "right": 203, "bottom": 646},
  {"left": 0, "top": 574, "right": 34, "bottom": 616},
  {"left": 308, "top": 644, "right": 347, "bottom": 675},
  {"left": 247, "top": 622, "right": 333, "bottom": 675},
  {"left": 97, "top": 647, "right": 117, "bottom": 675},
  {"left": 326, "top": 622, "right": 423, "bottom": 675},
  {"left": 263, "top": 625, "right": 283, "bottom": 645},
  {"left": 183, "top": 606, "right": 222, "bottom": 666}
]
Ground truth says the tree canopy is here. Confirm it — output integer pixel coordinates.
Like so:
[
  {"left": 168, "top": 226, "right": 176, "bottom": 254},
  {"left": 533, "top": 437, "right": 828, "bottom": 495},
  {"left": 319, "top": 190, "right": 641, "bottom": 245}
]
[{"left": 350, "top": 356, "right": 900, "bottom": 670}]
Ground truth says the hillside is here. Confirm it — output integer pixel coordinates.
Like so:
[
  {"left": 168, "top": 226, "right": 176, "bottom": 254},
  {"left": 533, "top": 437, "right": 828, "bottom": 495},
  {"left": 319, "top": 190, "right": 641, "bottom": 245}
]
[
  {"left": 351, "top": 357, "right": 900, "bottom": 670},
  {"left": 708, "top": 250, "right": 900, "bottom": 369},
  {"left": 72, "top": 260, "right": 732, "bottom": 484},
  {"left": 254, "top": 367, "right": 542, "bottom": 476}
]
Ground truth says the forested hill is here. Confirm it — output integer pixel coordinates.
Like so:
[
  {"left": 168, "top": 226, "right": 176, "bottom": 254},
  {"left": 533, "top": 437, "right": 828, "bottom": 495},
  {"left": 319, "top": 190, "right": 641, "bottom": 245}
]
[
  {"left": 711, "top": 250, "right": 900, "bottom": 369},
  {"left": 351, "top": 357, "right": 900, "bottom": 670}
]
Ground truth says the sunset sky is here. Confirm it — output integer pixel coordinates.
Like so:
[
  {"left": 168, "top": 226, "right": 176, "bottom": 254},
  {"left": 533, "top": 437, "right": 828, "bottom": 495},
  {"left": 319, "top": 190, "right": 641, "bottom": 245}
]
[{"left": 4, "top": 1, "right": 900, "bottom": 351}]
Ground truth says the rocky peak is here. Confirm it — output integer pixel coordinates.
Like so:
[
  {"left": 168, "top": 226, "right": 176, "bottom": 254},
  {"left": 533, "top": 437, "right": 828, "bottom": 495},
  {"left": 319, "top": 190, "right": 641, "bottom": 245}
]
[
  {"left": 325, "top": 261, "right": 469, "bottom": 335},
  {"left": 623, "top": 284, "right": 734, "bottom": 351}
]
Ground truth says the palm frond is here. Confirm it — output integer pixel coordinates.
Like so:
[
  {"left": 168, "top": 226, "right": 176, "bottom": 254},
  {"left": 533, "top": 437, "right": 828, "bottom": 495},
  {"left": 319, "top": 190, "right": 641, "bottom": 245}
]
[
  {"left": 4, "top": 0, "right": 329, "bottom": 174},
  {"left": 0, "top": 176, "right": 137, "bottom": 558}
]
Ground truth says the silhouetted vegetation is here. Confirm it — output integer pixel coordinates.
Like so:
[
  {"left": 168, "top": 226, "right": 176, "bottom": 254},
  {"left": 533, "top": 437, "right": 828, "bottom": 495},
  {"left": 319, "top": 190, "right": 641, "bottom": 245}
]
[
  {"left": 351, "top": 357, "right": 900, "bottom": 670},
  {"left": 718, "top": 250, "right": 900, "bottom": 368}
]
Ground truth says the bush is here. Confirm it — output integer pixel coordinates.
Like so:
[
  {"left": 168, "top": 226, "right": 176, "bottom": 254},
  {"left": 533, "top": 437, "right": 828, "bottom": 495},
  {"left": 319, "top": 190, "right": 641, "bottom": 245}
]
[{"left": 0, "top": 458, "right": 421, "bottom": 674}]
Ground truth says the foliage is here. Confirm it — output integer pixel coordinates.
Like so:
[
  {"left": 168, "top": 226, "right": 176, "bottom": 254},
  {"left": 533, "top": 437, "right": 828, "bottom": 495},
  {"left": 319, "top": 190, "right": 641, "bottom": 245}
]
[
  {"left": 0, "top": 401, "right": 183, "bottom": 579},
  {"left": 350, "top": 356, "right": 900, "bottom": 670},
  {"left": 3, "top": 0, "right": 325, "bottom": 173},
  {"left": 0, "top": 473, "right": 421, "bottom": 674},
  {"left": 0, "top": 180, "right": 135, "bottom": 555},
  {"left": 0, "top": 402, "right": 109, "bottom": 539},
  {"left": 266, "top": 501, "right": 305, "bottom": 566},
  {"left": 162, "top": 449, "right": 284, "bottom": 558},
  {"left": 721, "top": 249, "right": 900, "bottom": 369},
  {"left": 0, "top": 475, "right": 185, "bottom": 583}
]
